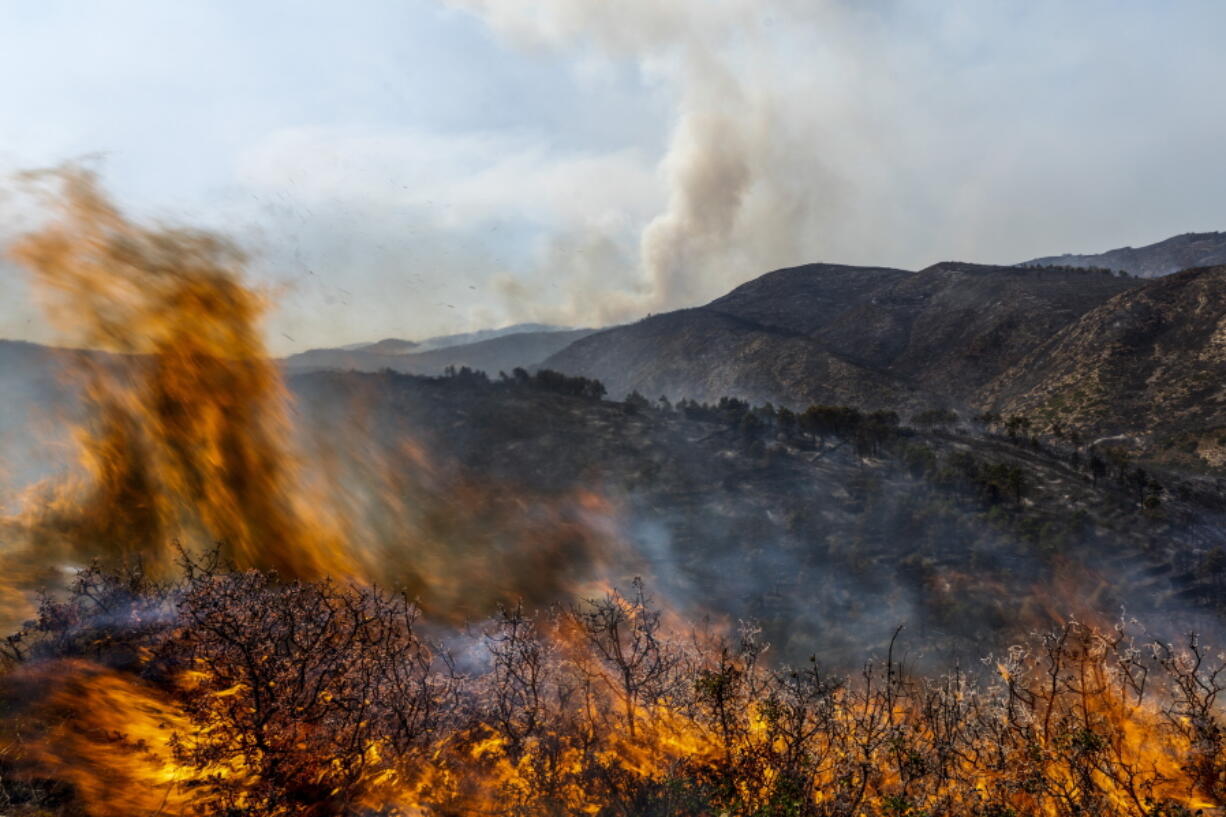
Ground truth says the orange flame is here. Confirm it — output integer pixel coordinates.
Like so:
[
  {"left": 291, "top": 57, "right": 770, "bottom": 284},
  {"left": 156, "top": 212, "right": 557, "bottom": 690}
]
[{"left": 3, "top": 167, "right": 352, "bottom": 581}]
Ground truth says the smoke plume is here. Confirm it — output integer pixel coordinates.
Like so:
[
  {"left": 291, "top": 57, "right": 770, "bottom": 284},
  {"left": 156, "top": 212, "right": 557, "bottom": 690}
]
[{"left": 451, "top": 0, "right": 849, "bottom": 320}]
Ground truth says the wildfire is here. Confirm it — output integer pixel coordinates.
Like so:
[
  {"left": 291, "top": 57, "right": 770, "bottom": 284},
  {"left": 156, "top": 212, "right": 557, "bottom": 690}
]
[
  {"left": 0, "top": 171, "right": 1221, "bottom": 815},
  {"left": 2, "top": 563, "right": 1223, "bottom": 816},
  {"left": 0, "top": 659, "right": 243, "bottom": 817},
  {"left": 3, "top": 166, "right": 352, "bottom": 583}
]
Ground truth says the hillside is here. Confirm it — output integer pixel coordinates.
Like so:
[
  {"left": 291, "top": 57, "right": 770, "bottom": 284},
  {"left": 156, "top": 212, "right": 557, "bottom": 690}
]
[
  {"left": 12, "top": 249, "right": 1226, "bottom": 472},
  {"left": 292, "top": 369, "right": 1226, "bottom": 661},
  {"left": 803, "top": 262, "right": 1134, "bottom": 395},
  {"left": 535, "top": 306, "right": 918, "bottom": 408},
  {"left": 544, "top": 262, "right": 1137, "bottom": 408},
  {"left": 983, "top": 266, "right": 1226, "bottom": 465},
  {"left": 1023, "top": 231, "right": 1226, "bottom": 278},
  {"left": 701, "top": 263, "right": 909, "bottom": 333},
  {"left": 358, "top": 338, "right": 419, "bottom": 354},
  {"left": 5, "top": 334, "right": 1226, "bottom": 656}
]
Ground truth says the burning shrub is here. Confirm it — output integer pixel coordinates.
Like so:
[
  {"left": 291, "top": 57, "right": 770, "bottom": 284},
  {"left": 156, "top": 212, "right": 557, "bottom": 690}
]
[
  {"left": 163, "top": 564, "right": 453, "bottom": 813},
  {"left": 1, "top": 560, "right": 1224, "bottom": 816}
]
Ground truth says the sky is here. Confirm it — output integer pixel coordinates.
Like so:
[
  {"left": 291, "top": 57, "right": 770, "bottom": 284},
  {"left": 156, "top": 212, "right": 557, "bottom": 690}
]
[{"left": 0, "top": 0, "right": 1224, "bottom": 355}]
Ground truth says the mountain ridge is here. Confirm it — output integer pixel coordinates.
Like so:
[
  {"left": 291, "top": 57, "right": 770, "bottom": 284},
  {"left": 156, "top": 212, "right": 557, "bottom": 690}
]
[
  {"left": 544, "top": 261, "right": 1138, "bottom": 409},
  {"left": 1022, "top": 231, "right": 1226, "bottom": 278},
  {"left": 982, "top": 264, "right": 1226, "bottom": 465},
  {"left": 283, "top": 326, "right": 593, "bottom": 376}
]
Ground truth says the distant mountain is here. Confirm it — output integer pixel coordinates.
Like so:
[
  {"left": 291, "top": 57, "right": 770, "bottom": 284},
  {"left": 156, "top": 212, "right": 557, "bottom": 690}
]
[
  {"left": 983, "top": 265, "right": 1226, "bottom": 463},
  {"left": 342, "top": 323, "right": 570, "bottom": 358},
  {"left": 544, "top": 262, "right": 1137, "bottom": 408},
  {"left": 283, "top": 327, "right": 595, "bottom": 376},
  {"left": 1022, "top": 231, "right": 1226, "bottom": 278},
  {"left": 358, "top": 338, "right": 419, "bottom": 355}
]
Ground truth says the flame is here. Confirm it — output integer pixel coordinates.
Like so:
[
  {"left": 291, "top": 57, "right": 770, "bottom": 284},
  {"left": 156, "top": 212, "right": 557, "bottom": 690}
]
[
  {"left": 0, "top": 659, "right": 247, "bottom": 816},
  {"left": 1, "top": 558, "right": 1224, "bottom": 816},
  {"left": 2, "top": 167, "right": 352, "bottom": 584}
]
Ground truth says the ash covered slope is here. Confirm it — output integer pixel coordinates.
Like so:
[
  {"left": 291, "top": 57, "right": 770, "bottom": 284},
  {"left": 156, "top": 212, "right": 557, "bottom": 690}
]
[
  {"left": 544, "top": 262, "right": 1137, "bottom": 408},
  {"left": 983, "top": 266, "right": 1226, "bottom": 463},
  {"left": 544, "top": 264, "right": 911, "bottom": 406},
  {"left": 292, "top": 369, "right": 1226, "bottom": 661},
  {"left": 792, "top": 262, "right": 1135, "bottom": 396},
  {"left": 534, "top": 306, "right": 918, "bottom": 408},
  {"left": 1023, "top": 231, "right": 1226, "bottom": 278}
]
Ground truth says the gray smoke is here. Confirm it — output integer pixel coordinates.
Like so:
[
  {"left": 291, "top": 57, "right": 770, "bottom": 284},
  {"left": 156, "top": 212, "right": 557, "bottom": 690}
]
[{"left": 449, "top": 0, "right": 846, "bottom": 320}]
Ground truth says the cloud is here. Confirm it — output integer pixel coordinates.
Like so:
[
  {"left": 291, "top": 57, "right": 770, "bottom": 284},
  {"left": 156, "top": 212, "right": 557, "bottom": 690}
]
[
  {"left": 225, "top": 125, "right": 665, "bottom": 346},
  {"left": 236, "top": 125, "right": 660, "bottom": 232}
]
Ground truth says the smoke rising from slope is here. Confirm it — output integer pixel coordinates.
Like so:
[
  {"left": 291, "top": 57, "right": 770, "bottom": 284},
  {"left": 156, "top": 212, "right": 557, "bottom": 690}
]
[{"left": 452, "top": 0, "right": 849, "bottom": 320}]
